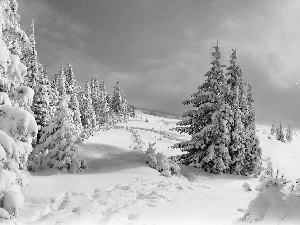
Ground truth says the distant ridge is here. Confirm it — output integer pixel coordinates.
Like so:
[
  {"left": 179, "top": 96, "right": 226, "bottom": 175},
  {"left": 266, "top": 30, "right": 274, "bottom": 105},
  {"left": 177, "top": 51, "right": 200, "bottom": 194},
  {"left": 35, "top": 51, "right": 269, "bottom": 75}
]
[{"left": 135, "top": 107, "right": 182, "bottom": 120}]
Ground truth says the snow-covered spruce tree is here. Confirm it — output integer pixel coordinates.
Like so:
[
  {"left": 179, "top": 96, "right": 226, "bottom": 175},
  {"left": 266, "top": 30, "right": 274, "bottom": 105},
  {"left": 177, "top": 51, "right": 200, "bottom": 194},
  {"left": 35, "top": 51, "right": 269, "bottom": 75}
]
[
  {"left": 225, "top": 49, "right": 246, "bottom": 174},
  {"left": 276, "top": 122, "right": 285, "bottom": 142},
  {"left": 226, "top": 50, "right": 261, "bottom": 176},
  {"left": 239, "top": 84, "right": 261, "bottom": 176},
  {"left": 0, "top": 0, "right": 38, "bottom": 218},
  {"left": 97, "top": 79, "right": 111, "bottom": 127},
  {"left": 30, "top": 97, "right": 87, "bottom": 173},
  {"left": 111, "top": 80, "right": 129, "bottom": 123},
  {"left": 127, "top": 104, "right": 136, "bottom": 118},
  {"left": 174, "top": 44, "right": 233, "bottom": 174},
  {"left": 271, "top": 124, "right": 276, "bottom": 135},
  {"left": 31, "top": 65, "right": 52, "bottom": 145},
  {"left": 79, "top": 81, "right": 97, "bottom": 134},
  {"left": 286, "top": 124, "right": 293, "bottom": 143},
  {"left": 21, "top": 19, "right": 39, "bottom": 89},
  {"left": 65, "top": 64, "right": 83, "bottom": 139}
]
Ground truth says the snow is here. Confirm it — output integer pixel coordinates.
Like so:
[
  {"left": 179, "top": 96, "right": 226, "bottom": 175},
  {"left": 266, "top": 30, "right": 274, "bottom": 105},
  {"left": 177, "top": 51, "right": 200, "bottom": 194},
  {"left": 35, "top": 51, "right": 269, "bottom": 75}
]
[
  {"left": 8, "top": 53, "right": 27, "bottom": 84},
  {"left": 11, "top": 86, "right": 34, "bottom": 107},
  {"left": 0, "top": 111, "right": 298, "bottom": 224}
]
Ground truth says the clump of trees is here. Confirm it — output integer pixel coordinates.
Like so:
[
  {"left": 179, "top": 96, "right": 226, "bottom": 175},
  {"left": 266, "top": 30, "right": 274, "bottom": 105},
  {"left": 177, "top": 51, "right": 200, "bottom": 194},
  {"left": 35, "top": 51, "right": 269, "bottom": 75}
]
[
  {"left": 270, "top": 123, "right": 293, "bottom": 143},
  {"left": 174, "top": 44, "right": 261, "bottom": 176}
]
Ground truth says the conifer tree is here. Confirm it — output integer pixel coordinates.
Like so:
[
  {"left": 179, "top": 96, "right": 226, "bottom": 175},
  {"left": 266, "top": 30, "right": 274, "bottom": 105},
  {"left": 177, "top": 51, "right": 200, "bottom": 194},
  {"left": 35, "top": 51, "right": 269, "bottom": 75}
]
[
  {"left": 174, "top": 44, "right": 233, "bottom": 174},
  {"left": 80, "top": 81, "right": 97, "bottom": 132},
  {"left": 56, "top": 67, "right": 67, "bottom": 97},
  {"left": 22, "top": 20, "right": 39, "bottom": 89},
  {"left": 30, "top": 98, "right": 86, "bottom": 172},
  {"left": 0, "top": 0, "right": 38, "bottom": 217},
  {"left": 98, "top": 79, "right": 111, "bottom": 127},
  {"left": 31, "top": 65, "right": 52, "bottom": 144},
  {"left": 111, "top": 80, "right": 128, "bottom": 122},
  {"left": 65, "top": 64, "right": 83, "bottom": 139},
  {"left": 226, "top": 49, "right": 246, "bottom": 174},
  {"left": 286, "top": 124, "right": 293, "bottom": 143},
  {"left": 90, "top": 76, "right": 101, "bottom": 125},
  {"left": 271, "top": 124, "right": 276, "bottom": 135},
  {"left": 276, "top": 122, "right": 285, "bottom": 142}
]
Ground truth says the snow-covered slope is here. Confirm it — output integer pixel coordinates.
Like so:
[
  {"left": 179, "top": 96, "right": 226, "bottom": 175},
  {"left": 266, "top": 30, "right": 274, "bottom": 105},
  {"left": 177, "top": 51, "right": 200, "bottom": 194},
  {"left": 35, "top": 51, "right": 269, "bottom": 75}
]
[{"left": 2, "top": 111, "right": 300, "bottom": 224}]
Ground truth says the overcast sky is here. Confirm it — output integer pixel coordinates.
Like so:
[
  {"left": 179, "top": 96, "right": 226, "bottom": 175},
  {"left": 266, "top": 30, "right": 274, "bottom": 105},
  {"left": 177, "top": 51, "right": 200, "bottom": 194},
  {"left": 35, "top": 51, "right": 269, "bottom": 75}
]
[{"left": 18, "top": 0, "right": 300, "bottom": 127}]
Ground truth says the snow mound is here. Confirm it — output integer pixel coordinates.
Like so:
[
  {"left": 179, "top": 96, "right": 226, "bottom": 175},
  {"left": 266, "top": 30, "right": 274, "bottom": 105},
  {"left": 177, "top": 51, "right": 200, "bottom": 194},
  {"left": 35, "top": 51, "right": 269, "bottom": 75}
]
[{"left": 23, "top": 177, "right": 194, "bottom": 224}]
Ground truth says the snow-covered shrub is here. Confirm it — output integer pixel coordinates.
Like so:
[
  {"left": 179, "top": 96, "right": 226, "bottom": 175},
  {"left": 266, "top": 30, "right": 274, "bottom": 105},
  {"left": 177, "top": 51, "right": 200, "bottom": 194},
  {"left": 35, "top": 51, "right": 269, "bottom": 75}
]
[
  {"left": 145, "top": 142, "right": 180, "bottom": 177},
  {"left": 156, "top": 152, "right": 171, "bottom": 177},
  {"left": 145, "top": 142, "right": 157, "bottom": 169},
  {"left": 242, "top": 182, "right": 251, "bottom": 192},
  {"left": 244, "top": 159, "right": 300, "bottom": 224},
  {"left": 128, "top": 128, "right": 144, "bottom": 151},
  {"left": 244, "top": 169, "right": 288, "bottom": 222}
]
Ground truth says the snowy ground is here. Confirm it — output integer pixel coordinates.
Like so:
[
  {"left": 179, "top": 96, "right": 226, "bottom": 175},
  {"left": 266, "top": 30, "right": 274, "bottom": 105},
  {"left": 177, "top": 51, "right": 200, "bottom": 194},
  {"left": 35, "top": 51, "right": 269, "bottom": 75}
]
[{"left": 3, "top": 110, "right": 300, "bottom": 225}]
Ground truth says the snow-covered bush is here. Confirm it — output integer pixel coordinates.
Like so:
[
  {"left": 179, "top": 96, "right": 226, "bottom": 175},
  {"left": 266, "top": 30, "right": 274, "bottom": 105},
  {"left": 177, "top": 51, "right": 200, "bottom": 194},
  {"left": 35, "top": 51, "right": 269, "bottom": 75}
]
[
  {"left": 145, "top": 142, "right": 157, "bottom": 169},
  {"left": 244, "top": 161, "right": 300, "bottom": 224},
  {"left": 145, "top": 142, "right": 180, "bottom": 177},
  {"left": 128, "top": 127, "right": 144, "bottom": 151}
]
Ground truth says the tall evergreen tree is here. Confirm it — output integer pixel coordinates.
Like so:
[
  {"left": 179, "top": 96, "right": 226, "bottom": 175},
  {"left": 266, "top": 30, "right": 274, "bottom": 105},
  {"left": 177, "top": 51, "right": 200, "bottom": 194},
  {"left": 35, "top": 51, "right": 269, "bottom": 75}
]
[
  {"left": 174, "top": 44, "right": 233, "bottom": 174},
  {"left": 271, "top": 124, "right": 276, "bottom": 135},
  {"left": 31, "top": 65, "right": 52, "bottom": 144},
  {"left": 80, "top": 81, "right": 97, "bottom": 131},
  {"left": 240, "top": 84, "right": 261, "bottom": 175},
  {"left": 0, "top": 1, "right": 38, "bottom": 217},
  {"left": 111, "top": 80, "right": 128, "bottom": 122},
  {"left": 30, "top": 98, "right": 86, "bottom": 172},
  {"left": 90, "top": 76, "right": 101, "bottom": 125},
  {"left": 56, "top": 67, "right": 67, "bottom": 97},
  {"left": 226, "top": 49, "right": 246, "bottom": 174},
  {"left": 98, "top": 79, "right": 111, "bottom": 127},
  {"left": 286, "top": 124, "right": 293, "bottom": 143},
  {"left": 22, "top": 20, "right": 39, "bottom": 89},
  {"left": 65, "top": 64, "right": 83, "bottom": 139},
  {"left": 276, "top": 122, "right": 285, "bottom": 142}
]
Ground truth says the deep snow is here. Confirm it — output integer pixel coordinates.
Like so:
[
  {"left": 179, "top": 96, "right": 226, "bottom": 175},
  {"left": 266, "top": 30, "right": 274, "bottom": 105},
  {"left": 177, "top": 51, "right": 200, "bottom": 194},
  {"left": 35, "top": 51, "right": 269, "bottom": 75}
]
[{"left": 2, "top": 110, "right": 300, "bottom": 225}]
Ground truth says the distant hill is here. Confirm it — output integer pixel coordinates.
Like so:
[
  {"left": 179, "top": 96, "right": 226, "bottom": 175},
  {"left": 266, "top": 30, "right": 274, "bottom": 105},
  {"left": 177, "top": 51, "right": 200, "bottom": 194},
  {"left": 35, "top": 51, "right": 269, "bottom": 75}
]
[{"left": 135, "top": 107, "right": 182, "bottom": 120}]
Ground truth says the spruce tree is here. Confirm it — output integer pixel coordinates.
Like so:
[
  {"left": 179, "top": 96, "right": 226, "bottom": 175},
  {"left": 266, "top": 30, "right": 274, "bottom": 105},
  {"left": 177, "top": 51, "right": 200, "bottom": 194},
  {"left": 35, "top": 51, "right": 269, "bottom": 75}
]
[
  {"left": 226, "top": 49, "right": 246, "bottom": 174},
  {"left": 276, "top": 123, "right": 285, "bottom": 142},
  {"left": 174, "top": 44, "right": 233, "bottom": 174},
  {"left": 286, "top": 124, "right": 293, "bottom": 143},
  {"left": 79, "top": 81, "right": 97, "bottom": 132},
  {"left": 31, "top": 65, "right": 52, "bottom": 144},
  {"left": 22, "top": 20, "right": 39, "bottom": 89},
  {"left": 30, "top": 98, "right": 86, "bottom": 172},
  {"left": 90, "top": 76, "right": 101, "bottom": 125},
  {"left": 65, "top": 64, "right": 83, "bottom": 139},
  {"left": 0, "top": 0, "right": 38, "bottom": 217},
  {"left": 98, "top": 79, "right": 111, "bottom": 127},
  {"left": 111, "top": 80, "right": 128, "bottom": 123},
  {"left": 240, "top": 85, "right": 261, "bottom": 176},
  {"left": 271, "top": 124, "right": 276, "bottom": 135}
]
